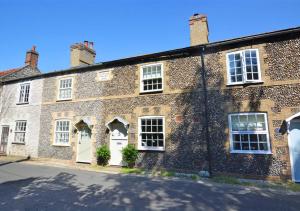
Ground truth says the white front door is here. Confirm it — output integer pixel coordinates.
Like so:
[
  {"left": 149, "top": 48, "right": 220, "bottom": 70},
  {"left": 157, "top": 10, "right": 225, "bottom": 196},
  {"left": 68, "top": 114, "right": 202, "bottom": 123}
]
[
  {"left": 289, "top": 118, "right": 300, "bottom": 182},
  {"left": 109, "top": 122, "right": 128, "bottom": 166},
  {"left": 77, "top": 128, "right": 92, "bottom": 163}
]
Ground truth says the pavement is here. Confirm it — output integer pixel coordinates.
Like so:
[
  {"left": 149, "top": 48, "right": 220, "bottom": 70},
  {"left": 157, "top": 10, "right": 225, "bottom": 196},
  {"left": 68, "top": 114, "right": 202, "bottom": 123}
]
[{"left": 0, "top": 159, "right": 300, "bottom": 210}]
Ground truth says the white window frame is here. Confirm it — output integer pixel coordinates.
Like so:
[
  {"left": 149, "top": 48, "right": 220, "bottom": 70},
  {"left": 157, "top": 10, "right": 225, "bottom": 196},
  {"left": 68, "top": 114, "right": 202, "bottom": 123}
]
[
  {"left": 138, "top": 116, "right": 165, "bottom": 151},
  {"left": 226, "top": 49, "right": 262, "bottom": 85},
  {"left": 53, "top": 119, "right": 71, "bottom": 146},
  {"left": 14, "top": 120, "right": 27, "bottom": 144},
  {"left": 57, "top": 78, "right": 73, "bottom": 101},
  {"left": 18, "top": 83, "right": 30, "bottom": 104},
  {"left": 140, "top": 63, "right": 164, "bottom": 93},
  {"left": 228, "top": 113, "right": 271, "bottom": 154}
]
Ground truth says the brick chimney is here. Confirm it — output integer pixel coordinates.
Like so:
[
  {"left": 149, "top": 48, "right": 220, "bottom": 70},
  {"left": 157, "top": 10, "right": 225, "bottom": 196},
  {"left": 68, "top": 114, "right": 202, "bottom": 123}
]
[
  {"left": 70, "top": 41, "right": 96, "bottom": 67},
  {"left": 189, "top": 14, "right": 209, "bottom": 46},
  {"left": 25, "top": 46, "right": 39, "bottom": 68}
]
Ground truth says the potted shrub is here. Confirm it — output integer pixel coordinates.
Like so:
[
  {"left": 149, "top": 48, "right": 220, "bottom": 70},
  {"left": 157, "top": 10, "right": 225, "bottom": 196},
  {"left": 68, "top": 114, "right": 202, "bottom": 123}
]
[
  {"left": 96, "top": 145, "right": 111, "bottom": 166},
  {"left": 122, "top": 144, "right": 138, "bottom": 168}
]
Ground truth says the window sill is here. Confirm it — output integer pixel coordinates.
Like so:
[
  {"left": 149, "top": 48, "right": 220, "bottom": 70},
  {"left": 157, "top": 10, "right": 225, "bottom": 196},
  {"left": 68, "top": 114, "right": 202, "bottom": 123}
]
[
  {"left": 56, "top": 99, "right": 72, "bottom": 102},
  {"left": 11, "top": 142, "right": 25, "bottom": 145},
  {"left": 226, "top": 81, "right": 264, "bottom": 87},
  {"left": 139, "top": 90, "right": 163, "bottom": 95},
  {"left": 16, "top": 102, "right": 29, "bottom": 105},
  {"left": 230, "top": 150, "right": 272, "bottom": 155},
  {"left": 52, "top": 144, "right": 71, "bottom": 147},
  {"left": 138, "top": 147, "right": 165, "bottom": 152}
]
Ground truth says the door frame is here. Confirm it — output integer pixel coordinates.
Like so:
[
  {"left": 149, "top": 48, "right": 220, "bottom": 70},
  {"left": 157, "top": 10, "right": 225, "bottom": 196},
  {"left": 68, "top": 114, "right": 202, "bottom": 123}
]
[
  {"left": 76, "top": 129, "right": 92, "bottom": 163},
  {"left": 286, "top": 112, "right": 300, "bottom": 182},
  {"left": 0, "top": 125, "right": 10, "bottom": 154}
]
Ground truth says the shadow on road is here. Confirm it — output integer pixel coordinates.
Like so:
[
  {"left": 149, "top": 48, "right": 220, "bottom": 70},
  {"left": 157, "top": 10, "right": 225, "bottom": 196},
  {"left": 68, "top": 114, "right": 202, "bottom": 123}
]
[{"left": 0, "top": 170, "right": 299, "bottom": 210}]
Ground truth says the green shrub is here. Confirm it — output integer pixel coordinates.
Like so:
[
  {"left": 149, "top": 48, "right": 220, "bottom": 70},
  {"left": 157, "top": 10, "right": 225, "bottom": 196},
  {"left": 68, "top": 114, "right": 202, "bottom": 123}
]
[
  {"left": 96, "top": 145, "right": 111, "bottom": 166},
  {"left": 122, "top": 144, "right": 138, "bottom": 168}
]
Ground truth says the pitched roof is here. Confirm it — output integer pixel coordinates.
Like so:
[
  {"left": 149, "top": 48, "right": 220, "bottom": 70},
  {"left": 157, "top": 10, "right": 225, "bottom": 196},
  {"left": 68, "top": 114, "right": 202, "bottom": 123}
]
[
  {"left": 2, "top": 25, "right": 300, "bottom": 85},
  {"left": 0, "top": 68, "right": 20, "bottom": 77}
]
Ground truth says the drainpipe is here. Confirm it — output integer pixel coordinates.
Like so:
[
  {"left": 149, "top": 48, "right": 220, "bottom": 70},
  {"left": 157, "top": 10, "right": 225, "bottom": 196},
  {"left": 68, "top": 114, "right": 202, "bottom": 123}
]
[{"left": 200, "top": 46, "right": 212, "bottom": 177}]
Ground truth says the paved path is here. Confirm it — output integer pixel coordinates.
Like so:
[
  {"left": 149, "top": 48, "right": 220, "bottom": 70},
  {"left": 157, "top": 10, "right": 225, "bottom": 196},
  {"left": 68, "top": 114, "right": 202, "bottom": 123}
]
[{"left": 0, "top": 161, "right": 299, "bottom": 211}]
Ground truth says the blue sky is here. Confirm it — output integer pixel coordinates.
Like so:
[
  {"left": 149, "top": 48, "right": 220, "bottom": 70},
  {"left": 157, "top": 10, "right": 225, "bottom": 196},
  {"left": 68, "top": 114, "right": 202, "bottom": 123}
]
[{"left": 0, "top": 0, "right": 299, "bottom": 72}]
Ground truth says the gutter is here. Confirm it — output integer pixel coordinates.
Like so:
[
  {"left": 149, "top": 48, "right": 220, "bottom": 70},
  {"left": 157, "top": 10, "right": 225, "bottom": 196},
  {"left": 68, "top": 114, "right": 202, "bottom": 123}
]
[{"left": 200, "top": 46, "right": 213, "bottom": 177}]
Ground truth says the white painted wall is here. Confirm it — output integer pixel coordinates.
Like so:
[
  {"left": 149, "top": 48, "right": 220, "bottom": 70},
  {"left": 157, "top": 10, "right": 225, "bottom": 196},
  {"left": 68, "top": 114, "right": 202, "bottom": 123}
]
[{"left": 0, "top": 79, "right": 43, "bottom": 158}]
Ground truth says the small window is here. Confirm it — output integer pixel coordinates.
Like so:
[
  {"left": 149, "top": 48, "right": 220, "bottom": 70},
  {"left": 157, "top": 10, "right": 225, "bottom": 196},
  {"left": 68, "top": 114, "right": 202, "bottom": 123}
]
[
  {"left": 14, "top": 121, "right": 27, "bottom": 144},
  {"left": 18, "top": 83, "right": 30, "bottom": 103},
  {"left": 58, "top": 78, "right": 72, "bottom": 100},
  {"left": 138, "top": 116, "right": 165, "bottom": 151},
  {"left": 227, "top": 49, "right": 261, "bottom": 85},
  {"left": 229, "top": 113, "right": 271, "bottom": 154},
  {"left": 140, "top": 64, "right": 163, "bottom": 93},
  {"left": 54, "top": 120, "right": 71, "bottom": 145}
]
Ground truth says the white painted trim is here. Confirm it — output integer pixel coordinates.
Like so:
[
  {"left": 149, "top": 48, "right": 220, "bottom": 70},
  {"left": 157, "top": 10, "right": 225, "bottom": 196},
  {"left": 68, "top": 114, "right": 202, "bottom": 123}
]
[
  {"left": 140, "top": 63, "right": 164, "bottom": 93},
  {"left": 228, "top": 113, "right": 271, "bottom": 154},
  {"left": 16, "top": 81, "right": 32, "bottom": 104},
  {"left": 286, "top": 113, "right": 300, "bottom": 182},
  {"left": 57, "top": 77, "right": 73, "bottom": 101},
  {"left": 53, "top": 119, "right": 71, "bottom": 146},
  {"left": 286, "top": 112, "right": 300, "bottom": 122},
  {"left": 105, "top": 116, "right": 129, "bottom": 130},
  {"left": 138, "top": 116, "right": 165, "bottom": 151},
  {"left": 13, "top": 120, "right": 27, "bottom": 144},
  {"left": 226, "top": 49, "right": 262, "bottom": 85}
]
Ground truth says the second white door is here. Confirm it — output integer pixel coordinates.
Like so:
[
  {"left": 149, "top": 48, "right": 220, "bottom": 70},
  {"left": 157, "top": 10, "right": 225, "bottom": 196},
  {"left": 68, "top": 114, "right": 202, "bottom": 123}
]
[{"left": 109, "top": 122, "right": 128, "bottom": 166}]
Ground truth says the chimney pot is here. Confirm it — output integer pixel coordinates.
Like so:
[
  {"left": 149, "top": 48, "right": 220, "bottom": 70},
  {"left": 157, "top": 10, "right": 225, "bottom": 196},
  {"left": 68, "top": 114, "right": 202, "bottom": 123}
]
[{"left": 89, "top": 42, "right": 94, "bottom": 49}]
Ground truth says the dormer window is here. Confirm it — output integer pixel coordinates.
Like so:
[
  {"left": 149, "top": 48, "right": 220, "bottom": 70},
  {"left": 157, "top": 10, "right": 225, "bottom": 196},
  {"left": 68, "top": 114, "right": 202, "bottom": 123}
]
[
  {"left": 226, "top": 49, "right": 261, "bottom": 85},
  {"left": 140, "top": 63, "right": 163, "bottom": 93}
]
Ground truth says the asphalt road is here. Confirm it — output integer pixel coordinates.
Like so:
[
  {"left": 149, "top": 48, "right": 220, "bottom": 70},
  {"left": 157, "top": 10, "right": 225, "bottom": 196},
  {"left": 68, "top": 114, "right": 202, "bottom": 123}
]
[{"left": 0, "top": 161, "right": 299, "bottom": 211}]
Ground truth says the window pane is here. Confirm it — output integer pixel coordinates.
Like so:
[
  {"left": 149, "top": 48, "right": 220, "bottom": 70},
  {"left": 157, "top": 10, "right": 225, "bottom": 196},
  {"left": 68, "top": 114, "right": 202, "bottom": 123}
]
[
  {"left": 250, "top": 143, "right": 258, "bottom": 150},
  {"left": 234, "top": 54, "right": 241, "bottom": 60},
  {"left": 236, "top": 68, "right": 242, "bottom": 75},
  {"left": 231, "top": 76, "right": 236, "bottom": 82},
  {"left": 228, "top": 54, "right": 234, "bottom": 61},
  {"left": 242, "top": 143, "right": 249, "bottom": 150},
  {"left": 234, "top": 142, "right": 241, "bottom": 150},
  {"left": 235, "top": 61, "right": 241, "bottom": 67},
  {"left": 233, "top": 134, "right": 240, "bottom": 142},
  {"left": 231, "top": 116, "right": 239, "bottom": 131},
  {"left": 259, "top": 143, "right": 268, "bottom": 151},
  {"left": 259, "top": 134, "right": 267, "bottom": 142},
  {"left": 247, "top": 73, "right": 253, "bottom": 80},
  {"left": 249, "top": 134, "right": 258, "bottom": 142},
  {"left": 239, "top": 115, "right": 247, "bottom": 131},
  {"left": 251, "top": 50, "right": 257, "bottom": 57},
  {"left": 236, "top": 75, "right": 243, "bottom": 82},
  {"left": 241, "top": 134, "right": 248, "bottom": 142},
  {"left": 245, "top": 51, "right": 251, "bottom": 58}
]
